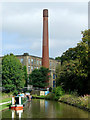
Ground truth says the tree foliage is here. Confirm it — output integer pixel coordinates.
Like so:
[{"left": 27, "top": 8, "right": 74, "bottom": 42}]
[
  {"left": 56, "top": 29, "right": 89, "bottom": 95},
  {"left": 29, "top": 67, "right": 50, "bottom": 88},
  {"left": 2, "top": 54, "right": 25, "bottom": 93}
]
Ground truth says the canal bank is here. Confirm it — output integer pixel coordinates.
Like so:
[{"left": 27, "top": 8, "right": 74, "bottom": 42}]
[
  {"left": 32, "top": 93, "right": 90, "bottom": 112},
  {"left": 59, "top": 94, "right": 90, "bottom": 112},
  {"left": 0, "top": 94, "right": 12, "bottom": 111}
]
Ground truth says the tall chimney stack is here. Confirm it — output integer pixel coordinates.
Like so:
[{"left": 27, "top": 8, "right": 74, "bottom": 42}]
[{"left": 42, "top": 9, "right": 49, "bottom": 69}]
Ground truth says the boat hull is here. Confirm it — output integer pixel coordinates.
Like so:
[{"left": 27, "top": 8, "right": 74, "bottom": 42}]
[{"left": 11, "top": 105, "right": 23, "bottom": 110}]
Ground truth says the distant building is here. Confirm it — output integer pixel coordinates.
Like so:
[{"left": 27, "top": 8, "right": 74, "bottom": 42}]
[
  {"left": 16, "top": 53, "right": 60, "bottom": 88},
  {"left": 0, "top": 53, "right": 60, "bottom": 88}
]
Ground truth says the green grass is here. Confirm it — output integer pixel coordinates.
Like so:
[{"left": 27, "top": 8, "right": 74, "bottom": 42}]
[
  {"left": 2, "top": 92, "right": 13, "bottom": 97},
  {"left": 0, "top": 103, "right": 11, "bottom": 111},
  {"left": 0, "top": 97, "right": 11, "bottom": 103},
  {"left": 32, "top": 94, "right": 45, "bottom": 99}
]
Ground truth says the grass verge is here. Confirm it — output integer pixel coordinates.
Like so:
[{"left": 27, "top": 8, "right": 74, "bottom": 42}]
[
  {"left": 32, "top": 95, "right": 45, "bottom": 99},
  {"left": 59, "top": 94, "right": 90, "bottom": 111},
  {"left": 0, "top": 97, "right": 11, "bottom": 103},
  {"left": 0, "top": 103, "right": 11, "bottom": 111}
]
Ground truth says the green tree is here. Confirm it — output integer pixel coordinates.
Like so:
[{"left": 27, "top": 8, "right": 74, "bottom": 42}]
[
  {"left": 56, "top": 29, "right": 89, "bottom": 95},
  {"left": 56, "top": 60, "right": 83, "bottom": 93},
  {"left": 23, "top": 66, "right": 28, "bottom": 87},
  {"left": 29, "top": 67, "right": 50, "bottom": 88},
  {"left": 2, "top": 53, "right": 25, "bottom": 93}
]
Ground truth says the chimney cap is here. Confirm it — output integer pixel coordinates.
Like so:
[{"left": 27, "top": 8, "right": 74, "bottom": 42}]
[
  {"left": 43, "top": 9, "right": 48, "bottom": 17},
  {"left": 23, "top": 53, "right": 29, "bottom": 56}
]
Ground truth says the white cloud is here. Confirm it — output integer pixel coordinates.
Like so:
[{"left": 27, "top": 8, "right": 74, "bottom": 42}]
[
  {"left": 3, "top": 9, "right": 42, "bottom": 39},
  {"left": 2, "top": 2, "right": 88, "bottom": 58}
]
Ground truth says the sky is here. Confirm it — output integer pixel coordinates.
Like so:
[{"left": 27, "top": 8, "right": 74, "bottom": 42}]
[{"left": 1, "top": 2, "right": 88, "bottom": 58}]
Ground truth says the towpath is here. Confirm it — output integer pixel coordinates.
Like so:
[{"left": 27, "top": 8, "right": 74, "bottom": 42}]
[{"left": 0, "top": 101, "right": 11, "bottom": 105}]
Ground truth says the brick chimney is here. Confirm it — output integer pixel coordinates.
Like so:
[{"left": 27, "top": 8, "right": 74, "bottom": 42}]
[{"left": 42, "top": 9, "right": 49, "bottom": 69}]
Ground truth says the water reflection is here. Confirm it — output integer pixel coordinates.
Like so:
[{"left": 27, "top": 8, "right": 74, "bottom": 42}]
[
  {"left": 2, "top": 99, "right": 89, "bottom": 118},
  {"left": 11, "top": 109, "right": 23, "bottom": 119}
]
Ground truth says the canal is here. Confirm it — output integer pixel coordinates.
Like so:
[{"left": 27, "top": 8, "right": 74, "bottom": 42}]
[{"left": 2, "top": 99, "right": 90, "bottom": 118}]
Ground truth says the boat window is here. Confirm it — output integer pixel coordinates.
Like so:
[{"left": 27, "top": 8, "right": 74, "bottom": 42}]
[{"left": 15, "top": 97, "right": 19, "bottom": 104}]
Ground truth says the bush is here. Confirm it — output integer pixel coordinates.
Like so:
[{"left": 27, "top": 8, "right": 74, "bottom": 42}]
[
  {"left": 67, "top": 90, "right": 78, "bottom": 96},
  {"left": 51, "top": 86, "right": 64, "bottom": 101},
  {"left": 45, "top": 86, "right": 64, "bottom": 100},
  {"left": 54, "top": 95, "right": 60, "bottom": 101},
  {"left": 45, "top": 86, "right": 64, "bottom": 101},
  {"left": 59, "top": 94, "right": 89, "bottom": 109},
  {"left": 45, "top": 93, "right": 55, "bottom": 100},
  {"left": 55, "top": 86, "right": 64, "bottom": 97}
]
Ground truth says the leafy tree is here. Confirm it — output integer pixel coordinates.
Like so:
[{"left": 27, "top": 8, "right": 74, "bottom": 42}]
[
  {"left": 56, "top": 60, "right": 85, "bottom": 94},
  {"left": 29, "top": 67, "right": 50, "bottom": 88},
  {"left": 23, "top": 66, "right": 28, "bottom": 87},
  {"left": 2, "top": 53, "right": 25, "bottom": 93},
  {"left": 55, "top": 48, "right": 78, "bottom": 64},
  {"left": 56, "top": 29, "right": 89, "bottom": 95},
  {"left": 55, "top": 57, "right": 61, "bottom": 60}
]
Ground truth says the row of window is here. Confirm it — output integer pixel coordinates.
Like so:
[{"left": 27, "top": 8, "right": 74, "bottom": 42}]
[
  {"left": 20, "top": 58, "right": 42, "bottom": 65},
  {"left": 20, "top": 58, "right": 58, "bottom": 67},
  {"left": 28, "top": 66, "right": 39, "bottom": 72},
  {"left": 28, "top": 58, "right": 42, "bottom": 65}
]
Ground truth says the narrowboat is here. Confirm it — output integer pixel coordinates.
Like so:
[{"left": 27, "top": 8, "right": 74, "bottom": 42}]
[{"left": 10, "top": 96, "right": 27, "bottom": 110}]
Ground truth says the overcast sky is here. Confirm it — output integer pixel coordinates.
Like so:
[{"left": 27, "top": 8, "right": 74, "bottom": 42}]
[{"left": 1, "top": 2, "right": 88, "bottom": 58}]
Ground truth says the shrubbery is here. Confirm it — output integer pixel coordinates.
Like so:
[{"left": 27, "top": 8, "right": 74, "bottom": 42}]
[
  {"left": 54, "top": 86, "right": 65, "bottom": 100},
  {"left": 45, "top": 93, "right": 55, "bottom": 100},
  {"left": 59, "top": 94, "right": 90, "bottom": 109},
  {"left": 55, "top": 86, "right": 64, "bottom": 96},
  {"left": 45, "top": 86, "right": 65, "bottom": 101}
]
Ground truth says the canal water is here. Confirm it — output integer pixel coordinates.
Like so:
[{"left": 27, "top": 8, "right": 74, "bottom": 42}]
[{"left": 2, "top": 99, "right": 90, "bottom": 118}]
